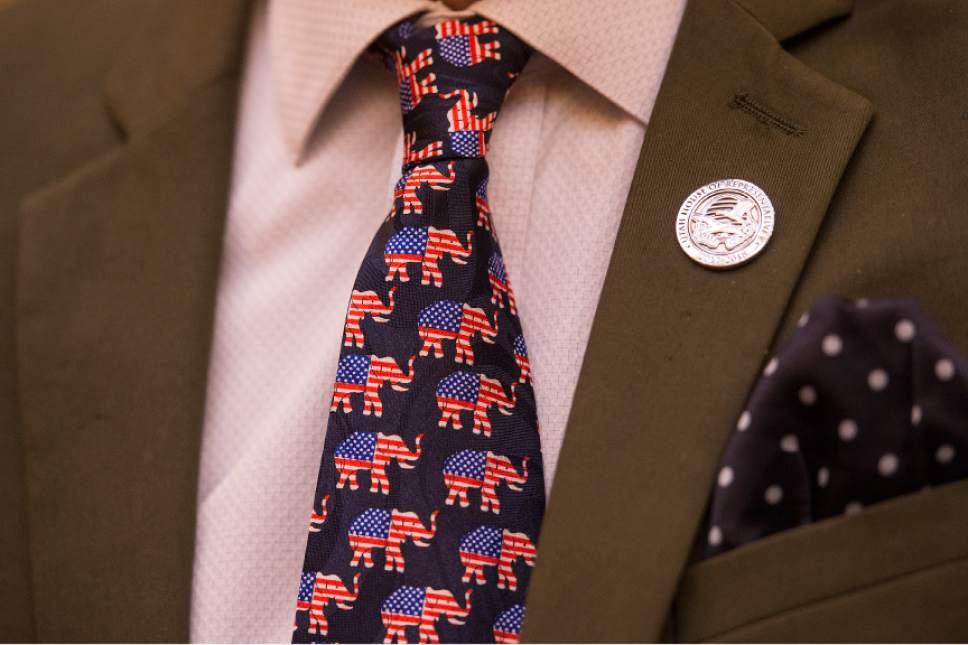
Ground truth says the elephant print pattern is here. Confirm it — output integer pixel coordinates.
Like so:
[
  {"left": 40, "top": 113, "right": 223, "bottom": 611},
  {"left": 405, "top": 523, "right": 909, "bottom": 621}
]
[
  {"left": 347, "top": 508, "right": 439, "bottom": 572},
  {"left": 344, "top": 288, "right": 396, "bottom": 348},
  {"left": 293, "top": 16, "right": 543, "bottom": 644},
  {"left": 331, "top": 355, "right": 417, "bottom": 417}
]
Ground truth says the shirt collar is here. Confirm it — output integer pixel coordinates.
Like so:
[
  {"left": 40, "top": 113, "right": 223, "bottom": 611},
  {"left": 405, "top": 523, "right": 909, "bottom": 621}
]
[{"left": 268, "top": 0, "right": 686, "bottom": 162}]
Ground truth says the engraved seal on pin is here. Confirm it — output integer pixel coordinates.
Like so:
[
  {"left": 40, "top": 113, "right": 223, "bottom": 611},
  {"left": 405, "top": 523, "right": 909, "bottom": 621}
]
[{"left": 676, "top": 179, "right": 775, "bottom": 269}]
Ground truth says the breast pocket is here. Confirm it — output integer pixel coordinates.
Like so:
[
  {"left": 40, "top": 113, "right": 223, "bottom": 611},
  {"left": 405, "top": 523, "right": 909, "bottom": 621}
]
[{"left": 676, "top": 478, "right": 968, "bottom": 642}]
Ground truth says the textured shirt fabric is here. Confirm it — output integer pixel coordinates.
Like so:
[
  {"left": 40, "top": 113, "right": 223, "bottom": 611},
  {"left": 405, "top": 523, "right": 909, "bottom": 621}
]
[
  {"left": 190, "top": 0, "right": 685, "bottom": 641},
  {"left": 705, "top": 298, "right": 968, "bottom": 557}
]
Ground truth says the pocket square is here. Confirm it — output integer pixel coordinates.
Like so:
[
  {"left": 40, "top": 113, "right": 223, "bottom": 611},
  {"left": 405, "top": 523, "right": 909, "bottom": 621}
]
[{"left": 706, "top": 297, "right": 968, "bottom": 557}]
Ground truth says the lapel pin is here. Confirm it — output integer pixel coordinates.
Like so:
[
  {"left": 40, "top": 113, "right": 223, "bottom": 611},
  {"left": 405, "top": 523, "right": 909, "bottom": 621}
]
[{"left": 676, "top": 178, "right": 775, "bottom": 269}]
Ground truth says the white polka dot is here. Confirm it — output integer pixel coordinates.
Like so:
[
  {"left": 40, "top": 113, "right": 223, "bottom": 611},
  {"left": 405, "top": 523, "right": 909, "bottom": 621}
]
[
  {"left": 856, "top": 298, "right": 870, "bottom": 308},
  {"left": 764, "top": 357, "right": 779, "bottom": 376},
  {"left": 911, "top": 404, "right": 922, "bottom": 426},
  {"left": 780, "top": 434, "right": 800, "bottom": 453},
  {"left": 845, "top": 501, "right": 864, "bottom": 515},
  {"left": 935, "top": 358, "right": 956, "bottom": 381},
  {"left": 708, "top": 525, "right": 723, "bottom": 547},
  {"left": 878, "top": 453, "right": 899, "bottom": 476},
  {"left": 765, "top": 485, "right": 784, "bottom": 505},
  {"left": 821, "top": 334, "right": 843, "bottom": 356},
  {"left": 838, "top": 418, "right": 858, "bottom": 442},
  {"left": 718, "top": 466, "right": 734, "bottom": 487},
  {"left": 817, "top": 467, "right": 830, "bottom": 488},
  {"left": 797, "top": 312, "right": 810, "bottom": 327},
  {"left": 799, "top": 385, "right": 817, "bottom": 406},
  {"left": 737, "top": 410, "right": 751, "bottom": 432},
  {"left": 895, "top": 319, "right": 916, "bottom": 342},
  {"left": 868, "top": 368, "right": 889, "bottom": 391},
  {"left": 936, "top": 444, "right": 956, "bottom": 464}
]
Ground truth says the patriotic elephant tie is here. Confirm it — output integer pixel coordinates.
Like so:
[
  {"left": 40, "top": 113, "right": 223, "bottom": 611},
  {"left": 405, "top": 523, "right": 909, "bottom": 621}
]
[{"left": 293, "top": 16, "right": 544, "bottom": 643}]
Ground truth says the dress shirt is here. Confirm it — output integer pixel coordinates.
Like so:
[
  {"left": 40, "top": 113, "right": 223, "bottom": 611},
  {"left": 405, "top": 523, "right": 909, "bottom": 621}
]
[{"left": 190, "top": 0, "right": 684, "bottom": 641}]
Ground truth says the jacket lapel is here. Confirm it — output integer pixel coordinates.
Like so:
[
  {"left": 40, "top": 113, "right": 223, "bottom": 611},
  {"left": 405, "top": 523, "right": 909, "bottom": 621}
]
[
  {"left": 16, "top": 1, "right": 248, "bottom": 640},
  {"left": 523, "top": 0, "right": 871, "bottom": 641}
]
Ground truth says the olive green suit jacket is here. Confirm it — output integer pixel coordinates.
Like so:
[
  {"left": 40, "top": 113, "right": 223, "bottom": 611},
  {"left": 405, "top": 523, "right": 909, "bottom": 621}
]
[{"left": 2, "top": 0, "right": 967, "bottom": 641}]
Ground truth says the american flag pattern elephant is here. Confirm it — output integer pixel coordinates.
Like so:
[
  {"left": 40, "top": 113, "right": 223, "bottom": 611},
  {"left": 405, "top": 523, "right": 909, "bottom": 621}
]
[
  {"left": 294, "top": 17, "right": 543, "bottom": 643},
  {"left": 442, "top": 449, "right": 529, "bottom": 514},
  {"left": 475, "top": 177, "right": 491, "bottom": 230},
  {"left": 493, "top": 605, "right": 525, "bottom": 644},
  {"left": 330, "top": 353, "right": 416, "bottom": 417},
  {"left": 344, "top": 287, "right": 396, "bottom": 348},
  {"left": 333, "top": 432, "right": 423, "bottom": 494},
  {"left": 441, "top": 88, "right": 496, "bottom": 158},
  {"left": 436, "top": 371, "right": 517, "bottom": 437},
  {"left": 513, "top": 335, "right": 531, "bottom": 384},
  {"left": 393, "top": 162, "right": 456, "bottom": 216},
  {"left": 418, "top": 300, "right": 498, "bottom": 364},
  {"left": 488, "top": 252, "right": 517, "bottom": 315},
  {"left": 308, "top": 494, "right": 329, "bottom": 533},
  {"left": 381, "top": 586, "right": 473, "bottom": 644},
  {"left": 295, "top": 571, "right": 361, "bottom": 636},
  {"left": 458, "top": 526, "right": 537, "bottom": 591},
  {"left": 403, "top": 131, "right": 443, "bottom": 165},
  {"left": 348, "top": 508, "right": 439, "bottom": 572},
  {"left": 392, "top": 46, "right": 437, "bottom": 113},
  {"left": 383, "top": 226, "right": 472, "bottom": 287},
  {"left": 434, "top": 19, "right": 501, "bottom": 67}
]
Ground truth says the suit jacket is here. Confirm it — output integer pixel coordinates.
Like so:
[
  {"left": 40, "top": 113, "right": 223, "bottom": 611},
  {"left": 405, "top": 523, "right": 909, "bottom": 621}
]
[{"left": 1, "top": 0, "right": 966, "bottom": 641}]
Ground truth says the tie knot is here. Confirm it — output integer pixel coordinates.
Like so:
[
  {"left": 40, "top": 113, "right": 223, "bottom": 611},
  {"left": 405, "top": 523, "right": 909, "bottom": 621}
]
[{"left": 377, "top": 16, "right": 531, "bottom": 162}]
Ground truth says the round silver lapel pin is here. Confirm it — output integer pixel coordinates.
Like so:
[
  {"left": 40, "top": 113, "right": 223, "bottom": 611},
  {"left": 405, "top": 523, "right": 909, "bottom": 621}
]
[{"left": 676, "top": 178, "right": 775, "bottom": 269}]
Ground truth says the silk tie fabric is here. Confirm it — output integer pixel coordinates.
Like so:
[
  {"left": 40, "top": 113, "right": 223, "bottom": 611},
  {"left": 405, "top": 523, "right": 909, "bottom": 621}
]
[
  {"left": 292, "top": 17, "right": 543, "bottom": 644},
  {"left": 706, "top": 298, "right": 968, "bottom": 557}
]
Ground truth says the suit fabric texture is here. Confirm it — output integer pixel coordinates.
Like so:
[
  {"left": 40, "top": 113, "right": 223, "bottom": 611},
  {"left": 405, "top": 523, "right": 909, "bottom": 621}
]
[{"left": 1, "top": 0, "right": 967, "bottom": 642}]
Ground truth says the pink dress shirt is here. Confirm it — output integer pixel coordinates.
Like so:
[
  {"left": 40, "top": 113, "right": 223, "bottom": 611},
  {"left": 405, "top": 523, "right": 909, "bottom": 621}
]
[{"left": 191, "top": 0, "right": 685, "bottom": 640}]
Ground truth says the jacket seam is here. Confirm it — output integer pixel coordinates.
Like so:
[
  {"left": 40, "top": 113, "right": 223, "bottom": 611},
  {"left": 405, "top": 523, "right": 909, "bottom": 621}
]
[
  {"left": 729, "top": 92, "right": 806, "bottom": 136},
  {"left": 699, "top": 551, "right": 968, "bottom": 642}
]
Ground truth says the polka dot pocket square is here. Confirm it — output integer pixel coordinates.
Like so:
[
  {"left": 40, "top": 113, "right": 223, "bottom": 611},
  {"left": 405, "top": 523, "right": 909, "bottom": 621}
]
[{"left": 706, "top": 297, "right": 968, "bottom": 556}]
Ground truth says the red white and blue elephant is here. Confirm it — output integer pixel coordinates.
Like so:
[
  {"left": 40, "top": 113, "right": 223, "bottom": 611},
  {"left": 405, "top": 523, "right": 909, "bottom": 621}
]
[
  {"left": 435, "top": 371, "right": 517, "bottom": 438},
  {"left": 308, "top": 494, "right": 329, "bottom": 533},
  {"left": 344, "top": 287, "right": 396, "bottom": 348},
  {"left": 512, "top": 334, "right": 531, "bottom": 384},
  {"left": 381, "top": 585, "right": 473, "bottom": 644},
  {"left": 334, "top": 431, "right": 423, "bottom": 495},
  {"left": 439, "top": 88, "right": 496, "bottom": 157},
  {"left": 434, "top": 19, "right": 502, "bottom": 67},
  {"left": 488, "top": 252, "right": 517, "bottom": 314},
  {"left": 348, "top": 507, "right": 439, "bottom": 573},
  {"left": 330, "top": 353, "right": 416, "bottom": 417},
  {"left": 442, "top": 449, "right": 529, "bottom": 514},
  {"left": 458, "top": 525, "right": 537, "bottom": 591},
  {"left": 402, "top": 131, "right": 443, "bottom": 165},
  {"left": 393, "top": 162, "right": 456, "bottom": 215},
  {"left": 384, "top": 226, "right": 472, "bottom": 288},
  {"left": 391, "top": 46, "right": 437, "bottom": 113},
  {"left": 475, "top": 177, "right": 491, "bottom": 230},
  {"left": 418, "top": 300, "right": 498, "bottom": 365},
  {"left": 295, "top": 571, "right": 361, "bottom": 636},
  {"left": 493, "top": 604, "right": 525, "bottom": 644}
]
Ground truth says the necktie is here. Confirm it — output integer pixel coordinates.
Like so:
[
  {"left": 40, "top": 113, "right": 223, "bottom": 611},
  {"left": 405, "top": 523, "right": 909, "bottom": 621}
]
[
  {"left": 292, "top": 17, "right": 544, "bottom": 644},
  {"left": 706, "top": 297, "right": 968, "bottom": 556}
]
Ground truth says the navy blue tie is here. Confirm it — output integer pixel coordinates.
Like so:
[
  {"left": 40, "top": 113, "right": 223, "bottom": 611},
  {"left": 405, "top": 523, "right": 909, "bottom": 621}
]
[{"left": 292, "top": 16, "right": 544, "bottom": 644}]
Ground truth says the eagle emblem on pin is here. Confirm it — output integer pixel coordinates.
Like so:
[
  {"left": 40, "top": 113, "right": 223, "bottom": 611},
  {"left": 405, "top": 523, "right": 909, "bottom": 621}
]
[{"left": 676, "top": 179, "right": 775, "bottom": 269}]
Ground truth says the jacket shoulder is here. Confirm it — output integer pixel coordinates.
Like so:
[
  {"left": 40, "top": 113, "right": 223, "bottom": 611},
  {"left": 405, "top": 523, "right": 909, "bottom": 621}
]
[{"left": 0, "top": 0, "right": 160, "bottom": 202}]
